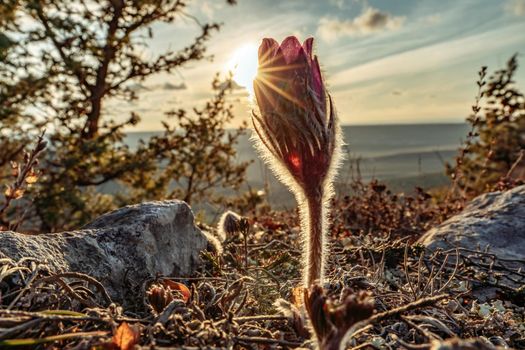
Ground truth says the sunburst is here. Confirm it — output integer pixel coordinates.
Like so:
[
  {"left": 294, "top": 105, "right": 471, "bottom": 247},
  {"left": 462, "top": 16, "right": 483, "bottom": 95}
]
[{"left": 225, "top": 43, "right": 259, "bottom": 97}]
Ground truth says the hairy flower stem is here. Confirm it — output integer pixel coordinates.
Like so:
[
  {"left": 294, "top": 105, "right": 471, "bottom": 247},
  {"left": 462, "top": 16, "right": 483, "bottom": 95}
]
[
  {"left": 303, "top": 187, "right": 326, "bottom": 287},
  {"left": 252, "top": 36, "right": 342, "bottom": 290}
]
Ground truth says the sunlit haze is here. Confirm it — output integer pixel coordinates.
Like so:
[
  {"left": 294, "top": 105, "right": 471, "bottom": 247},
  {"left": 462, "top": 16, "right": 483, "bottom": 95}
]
[
  {"left": 225, "top": 43, "right": 259, "bottom": 97},
  {"left": 107, "top": 0, "right": 525, "bottom": 130}
]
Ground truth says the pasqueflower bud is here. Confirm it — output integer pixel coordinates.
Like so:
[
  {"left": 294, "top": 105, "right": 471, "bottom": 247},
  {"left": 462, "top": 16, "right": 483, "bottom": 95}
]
[
  {"left": 252, "top": 36, "right": 343, "bottom": 287},
  {"left": 252, "top": 36, "right": 339, "bottom": 195},
  {"left": 217, "top": 210, "right": 241, "bottom": 241}
]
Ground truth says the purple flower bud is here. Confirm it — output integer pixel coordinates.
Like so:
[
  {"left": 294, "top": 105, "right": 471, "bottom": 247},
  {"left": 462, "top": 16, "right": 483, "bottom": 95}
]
[
  {"left": 251, "top": 36, "right": 343, "bottom": 287},
  {"left": 252, "top": 36, "right": 339, "bottom": 195}
]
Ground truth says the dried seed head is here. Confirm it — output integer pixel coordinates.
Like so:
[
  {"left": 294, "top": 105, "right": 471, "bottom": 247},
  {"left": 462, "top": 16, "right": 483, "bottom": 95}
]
[
  {"left": 304, "top": 285, "right": 374, "bottom": 349},
  {"left": 239, "top": 217, "right": 250, "bottom": 233},
  {"left": 217, "top": 210, "right": 241, "bottom": 241},
  {"left": 146, "top": 283, "right": 174, "bottom": 315}
]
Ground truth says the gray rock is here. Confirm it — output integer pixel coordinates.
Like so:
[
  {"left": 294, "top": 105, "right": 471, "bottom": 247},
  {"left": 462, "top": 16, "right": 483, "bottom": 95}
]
[
  {"left": 0, "top": 200, "right": 209, "bottom": 302},
  {"left": 430, "top": 337, "right": 504, "bottom": 350},
  {"left": 419, "top": 185, "right": 525, "bottom": 260},
  {"left": 419, "top": 186, "right": 525, "bottom": 296},
  {"left": 418, "top": 185, "right": 525, "bottom": 261}
]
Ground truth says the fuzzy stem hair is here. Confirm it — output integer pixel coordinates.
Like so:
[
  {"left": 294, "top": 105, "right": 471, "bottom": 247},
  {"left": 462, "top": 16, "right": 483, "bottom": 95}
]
[
  {"left": 251, "top": 96, "right": 343, "bottom": 289},
  {"left": 302, "top": 187, "right": 325, "bottom": 286}
]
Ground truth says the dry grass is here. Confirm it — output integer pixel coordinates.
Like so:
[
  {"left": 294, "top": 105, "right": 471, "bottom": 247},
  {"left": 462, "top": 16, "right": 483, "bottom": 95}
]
[{"left": 1, "top": 200, "right": 524, "bottom": 349}]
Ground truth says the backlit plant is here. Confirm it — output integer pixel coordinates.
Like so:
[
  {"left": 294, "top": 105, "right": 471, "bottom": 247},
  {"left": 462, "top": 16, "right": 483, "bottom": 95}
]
[{"left": 251, "top": 36, "right": 343, "bottom": 287}]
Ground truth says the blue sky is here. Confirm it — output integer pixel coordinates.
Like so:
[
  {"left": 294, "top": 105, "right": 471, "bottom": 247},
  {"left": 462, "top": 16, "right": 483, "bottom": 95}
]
[{"left": 112, "top": 0, "right": 525, "bottom": 130}]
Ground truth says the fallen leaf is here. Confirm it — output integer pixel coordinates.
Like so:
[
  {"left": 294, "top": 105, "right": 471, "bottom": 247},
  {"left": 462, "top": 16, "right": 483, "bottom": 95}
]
[
  {"left": 112, "top": 322, "right": 140, "bottom": 350},
  {"left": 160, "top": 279, "right": 191, "bottom": 303},
  {"left": 291, "top": 286, "right": 305, "bottom": 307}
]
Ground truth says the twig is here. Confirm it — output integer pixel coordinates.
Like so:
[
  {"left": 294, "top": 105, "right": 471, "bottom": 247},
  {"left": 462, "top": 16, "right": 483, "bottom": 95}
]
[
  {"left": 235, "top": 335, "right": 303, "bottom": 347},
  {"left": 48, "top": 272, "right": 112, "bottom": 305},
  {"left": 370, "top": 294, "right": 448, "bottom": 323},
  {"left": 233, "top": 315, "right": 287, "bottom": 324},
  {"left": 29, "top": 275, "right": 96, "bottom": 308}
]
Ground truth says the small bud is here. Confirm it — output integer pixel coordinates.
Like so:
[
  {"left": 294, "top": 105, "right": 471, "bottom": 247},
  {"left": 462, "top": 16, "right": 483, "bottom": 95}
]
[
  {"left": 35, "top": 140, "right": 47, "bottom": 153},
  {"left": 304, "top": 285, "right": 374, "bottom": 349},
  {"left": 25, "top": 170, "right": 39, "bottom": 185},
  {"left": 239, "top": 217, "right": 250, "bottom": 233},
  {"left": 217, "top": 210, "right": 241, "bottom": 241},
  {"left": 146, "top": 283, "right": 174, "bottom": 315}
]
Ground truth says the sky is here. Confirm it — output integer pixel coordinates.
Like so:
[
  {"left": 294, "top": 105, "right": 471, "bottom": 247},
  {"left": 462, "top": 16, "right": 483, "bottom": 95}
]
[{"left": 110, "top": 0, "right": 525, "bottom": 130}]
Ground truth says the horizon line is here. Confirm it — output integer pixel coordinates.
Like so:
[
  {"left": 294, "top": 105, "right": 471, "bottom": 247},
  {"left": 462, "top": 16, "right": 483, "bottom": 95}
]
[{"left": 125, "top": 121, "right": 468, "bottom": 133}]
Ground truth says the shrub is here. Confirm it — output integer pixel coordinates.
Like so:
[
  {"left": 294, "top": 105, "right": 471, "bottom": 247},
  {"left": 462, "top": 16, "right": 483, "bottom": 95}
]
[
  {"left": 448, "top": 55, "right": 525, "bottom": 197},
  {"left": 0, "top": 1, "right": 249, "bottom": 231}
]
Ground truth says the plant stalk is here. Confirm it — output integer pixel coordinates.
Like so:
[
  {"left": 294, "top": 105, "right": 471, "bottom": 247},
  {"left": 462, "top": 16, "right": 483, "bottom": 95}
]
[{"left": 304, "top": 187, "right": 325, "bottom": 287}]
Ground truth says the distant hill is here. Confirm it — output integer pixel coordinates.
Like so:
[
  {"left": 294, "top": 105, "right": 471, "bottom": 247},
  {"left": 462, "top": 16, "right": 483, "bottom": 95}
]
[{"left": 123, "top": 123, "right": 468, "bottom": 209}]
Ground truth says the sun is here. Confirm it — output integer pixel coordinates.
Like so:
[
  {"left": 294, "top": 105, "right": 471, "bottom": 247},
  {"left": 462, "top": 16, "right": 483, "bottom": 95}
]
[{"left": 225, "top": 43, "right": 258, "bottom": 97}]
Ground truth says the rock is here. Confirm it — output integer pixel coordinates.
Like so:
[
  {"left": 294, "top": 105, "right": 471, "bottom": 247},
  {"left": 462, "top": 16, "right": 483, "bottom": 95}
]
[
  {"left": 430, "top": 337, "right": 505, "bottom": 350},
  {"left": 418, "top": 185, "right": 525, "bottom": 261},
  {"left": 0, "top": 200, "right": 210, "bottom": 303}
]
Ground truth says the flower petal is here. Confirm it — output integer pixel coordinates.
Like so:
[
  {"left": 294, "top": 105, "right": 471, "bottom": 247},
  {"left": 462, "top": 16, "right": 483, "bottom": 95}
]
[
  {"left": 258, "top": 38, "right": 279, "bottom": 66},
  {"left": 253, "top": 79, "right": 274, "bottom": 112},
  {"left": 303, "top": 37, "right": 314, "bottom": 61},
  {"left": 280, "top": 36, "right": 303, "bottom": 64},
  {"left": 312, "top": 56, "right": 324, "bottom": 101}
]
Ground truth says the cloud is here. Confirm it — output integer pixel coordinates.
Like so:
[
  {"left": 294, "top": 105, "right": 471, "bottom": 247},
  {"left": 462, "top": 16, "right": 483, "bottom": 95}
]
[
  {"left": 127, "top": 83, "right": 149, "bottom": 92},
  {"left": 197, "top": 1, "right": 228, "bottom": 19},
  {"left": 317, "top": 6, "right": 405, "bottom": 42},
  {"left": 329, "top": 22, "right": 525, "bottom": 90},
  {"left": 162, "top": 82, "right": 187, "bottom": 90},
  {"left": 215, "top": 80, "right": 244, "bottom": 91},
  {"left": 505, "top": 0, "right": 525, "bottom": 16}
]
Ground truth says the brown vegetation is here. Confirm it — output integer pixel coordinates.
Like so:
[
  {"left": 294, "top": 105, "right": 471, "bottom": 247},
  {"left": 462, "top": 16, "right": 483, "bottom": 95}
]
[{"left": 1, "top": 1, "right": 524, "bottom": 349}]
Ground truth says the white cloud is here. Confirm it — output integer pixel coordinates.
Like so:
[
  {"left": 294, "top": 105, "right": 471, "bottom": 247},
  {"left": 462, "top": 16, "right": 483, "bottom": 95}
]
[
  {"left": 505, "top": 0, "right": 525, "bottom": 16},
  {"left": 317, "top": 7, "right": 405, "bottom": 43},
  {"left": 185, "top": 1, "right": 225, "bottom": 20},
  {"left": 329, "top": 22, "right": 525, "bottom": 90}
]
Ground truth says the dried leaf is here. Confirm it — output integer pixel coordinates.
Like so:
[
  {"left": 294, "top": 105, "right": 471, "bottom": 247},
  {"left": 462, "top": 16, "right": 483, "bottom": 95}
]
[
  {"left": 160, "top": 279, "right": 191, "bottom": 303},
  {"left": 304, "top": 285, "right": 374, "bottom": 350},
  {"left": 112, "top": 322, "right": 140, "bottom": 350},
  {"left": 26, "top": 173, "right": 39, "bottom": 184},
  {"left": 4, "top": 187, "right": 24, "bottom": 199},
  {"left": 291, "top": 286, "right": 305, "bottom": 307}
]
